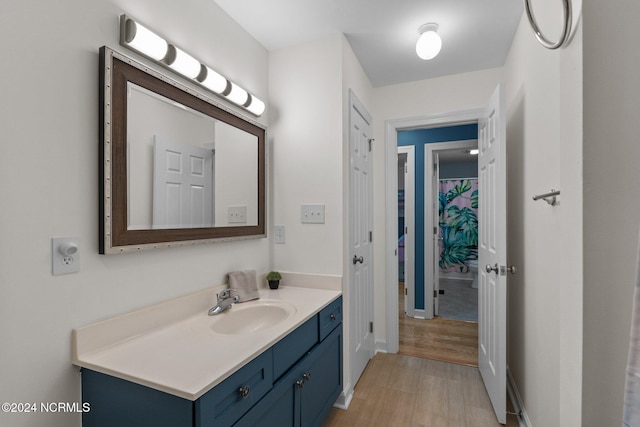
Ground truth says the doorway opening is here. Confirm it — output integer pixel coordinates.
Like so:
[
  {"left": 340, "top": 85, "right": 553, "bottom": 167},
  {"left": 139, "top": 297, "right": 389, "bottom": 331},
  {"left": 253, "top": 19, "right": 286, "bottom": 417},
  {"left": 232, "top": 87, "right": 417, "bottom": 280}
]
[{"left": 396, "top": 129, "right": 479, "bottom": 366}]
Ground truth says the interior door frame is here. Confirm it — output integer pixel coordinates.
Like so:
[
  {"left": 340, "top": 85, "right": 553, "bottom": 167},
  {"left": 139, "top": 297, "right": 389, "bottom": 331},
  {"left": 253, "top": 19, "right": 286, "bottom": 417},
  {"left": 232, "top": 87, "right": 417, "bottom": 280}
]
[
  {"left": 425, "top": 140, "right": 479, "bottom": 319},
  {"left": 384, "top": 108, "right": 483, "bottom": 353},
  {"left": 397, "top": 146, "right": 415, "bottom": 317}
]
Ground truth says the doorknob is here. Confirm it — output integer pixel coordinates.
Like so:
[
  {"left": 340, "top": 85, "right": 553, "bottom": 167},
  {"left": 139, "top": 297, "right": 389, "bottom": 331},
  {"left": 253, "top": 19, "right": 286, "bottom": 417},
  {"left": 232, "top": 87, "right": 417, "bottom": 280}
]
[
  {"left": 353, "top": 255, "right": 364, "bottom": 265},
  {"left": 485, "top": 263, "right": 499, "bottom": 274},
  {"left": 506, "top": 265, "right": 517, "bottom": 274}
]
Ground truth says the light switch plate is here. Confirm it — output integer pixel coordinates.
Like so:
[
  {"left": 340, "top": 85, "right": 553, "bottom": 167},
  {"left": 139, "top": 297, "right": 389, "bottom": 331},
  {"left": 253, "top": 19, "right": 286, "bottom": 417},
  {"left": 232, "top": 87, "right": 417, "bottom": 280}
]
[
  {"left": 228, "top": 206, "right": 247, "bottom": 223},
  {"left": 301, "top": 204, "right": 325, "bottom": 224}
]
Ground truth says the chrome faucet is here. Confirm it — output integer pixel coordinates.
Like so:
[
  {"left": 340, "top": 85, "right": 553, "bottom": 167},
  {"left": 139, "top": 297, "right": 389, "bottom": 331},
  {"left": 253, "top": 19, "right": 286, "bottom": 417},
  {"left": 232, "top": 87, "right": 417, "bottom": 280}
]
[{"left": 208, "top": 288, "right": 239, "bottom": 315}]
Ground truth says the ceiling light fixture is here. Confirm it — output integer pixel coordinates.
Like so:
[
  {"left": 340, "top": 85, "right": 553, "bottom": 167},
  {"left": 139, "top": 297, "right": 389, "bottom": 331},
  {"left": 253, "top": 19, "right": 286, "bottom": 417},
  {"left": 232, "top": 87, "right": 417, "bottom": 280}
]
[
  {"left": 416, "top": 23, "right": 442, "bottom": 60},
  {"left": 119, "top": 15, "right": 265, "bottom": 117}
]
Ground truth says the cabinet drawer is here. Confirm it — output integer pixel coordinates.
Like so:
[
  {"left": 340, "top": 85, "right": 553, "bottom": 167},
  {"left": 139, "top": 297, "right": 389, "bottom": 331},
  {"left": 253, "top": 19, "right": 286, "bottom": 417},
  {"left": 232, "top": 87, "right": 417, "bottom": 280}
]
[
  {"left": 273, "top": 315, "right": 319, "bottom": 380},
  {"left": 318, "top": 297, "right": 342, "bottom": 341},
  {"left": 196, "top": 350, "right": 273, "bottom": 427}
]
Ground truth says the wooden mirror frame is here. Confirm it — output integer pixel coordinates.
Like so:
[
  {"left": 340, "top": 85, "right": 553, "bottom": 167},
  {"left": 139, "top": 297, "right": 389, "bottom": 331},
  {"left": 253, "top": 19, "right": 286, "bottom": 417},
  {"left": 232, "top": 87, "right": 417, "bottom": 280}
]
[{"left": 99, "top": 47, "right": 266, "bottom": 254}]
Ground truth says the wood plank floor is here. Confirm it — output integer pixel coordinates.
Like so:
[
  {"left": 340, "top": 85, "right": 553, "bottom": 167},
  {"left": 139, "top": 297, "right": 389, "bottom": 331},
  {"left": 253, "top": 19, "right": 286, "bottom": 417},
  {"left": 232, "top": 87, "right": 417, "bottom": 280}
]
[
  {"left": 399, "top": 283, "right": 479, "bottom": 367},
  {"left": 322, "top": 353, "right": 519, "bottom": 427}
]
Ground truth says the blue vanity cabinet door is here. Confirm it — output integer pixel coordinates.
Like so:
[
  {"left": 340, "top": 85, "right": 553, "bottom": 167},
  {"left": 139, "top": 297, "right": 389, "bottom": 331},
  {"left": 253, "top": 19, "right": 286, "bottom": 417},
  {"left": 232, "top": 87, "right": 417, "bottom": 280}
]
[
  {"left": 272, "top": 315, "right": 319, "bottom": 380},
  {"left": 233, "top": 364, "right": 299, "bottom": 427},
  {"left": 299, "top": 325, "right": 343, "bottom": 427},
  {"left": 195, "top": 349, "right": 273, "bottom": 427},
  {"left": 318, "top": 297, "right": 342, "bottom": 341},
  {"left": 234, "top": 324, "right": 343, "bottom": 427},
  {"left": 81, "top": 369, "right": 193, "bottom": 427}
]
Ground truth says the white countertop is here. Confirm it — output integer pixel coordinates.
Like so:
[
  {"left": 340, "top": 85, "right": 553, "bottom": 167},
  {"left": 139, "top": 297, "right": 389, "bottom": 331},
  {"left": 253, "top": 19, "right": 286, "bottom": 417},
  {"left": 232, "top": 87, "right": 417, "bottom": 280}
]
[{"left": 72, "top": 286, "right": 341, "bottom": 400}]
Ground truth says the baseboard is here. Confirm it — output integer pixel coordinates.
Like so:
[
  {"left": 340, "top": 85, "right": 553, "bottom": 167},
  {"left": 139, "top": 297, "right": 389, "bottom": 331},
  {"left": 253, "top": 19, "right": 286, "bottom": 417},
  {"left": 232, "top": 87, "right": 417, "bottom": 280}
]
[
  {"left": 507, "top": 367, "right": 532, "bottom": 427},
  {"left": 334, "top": 383, "right": 353, "bottom": 410},
  {"left": 375, "top": 339, "right": 388, "bottom": 354}
]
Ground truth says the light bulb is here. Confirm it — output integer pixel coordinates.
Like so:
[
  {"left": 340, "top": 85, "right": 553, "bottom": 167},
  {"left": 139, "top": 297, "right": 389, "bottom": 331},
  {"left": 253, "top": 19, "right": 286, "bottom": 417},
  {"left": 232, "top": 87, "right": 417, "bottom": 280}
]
[
  {"left": 166, "top": 45, "right": 201, "bottom": 79},
  {"left": 416, "top": 24, "right": 442, "bottom": 60},
  {"left": 198, "top": 67, "right": 229, "bottom": 94},
  {"left": 124, "top": 19, "right": 168, "bottom": 61}
]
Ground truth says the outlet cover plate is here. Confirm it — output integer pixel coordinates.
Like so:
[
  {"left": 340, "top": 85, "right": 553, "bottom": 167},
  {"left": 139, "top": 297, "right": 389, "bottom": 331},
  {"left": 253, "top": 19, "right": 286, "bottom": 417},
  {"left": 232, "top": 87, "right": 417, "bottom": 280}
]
[
  {"left": 52, "top": 237, "right": 80, "bottom": 275},
  {"left": 274, "top": 225, "right": 285, "bottom": 244}
]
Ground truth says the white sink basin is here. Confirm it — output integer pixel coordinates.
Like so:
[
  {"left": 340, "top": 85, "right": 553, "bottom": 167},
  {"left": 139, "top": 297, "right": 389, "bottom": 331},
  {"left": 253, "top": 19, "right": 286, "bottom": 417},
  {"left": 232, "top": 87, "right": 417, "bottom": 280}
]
[{"left": 210, "top": 300, "right": 296, "bottom": 335}]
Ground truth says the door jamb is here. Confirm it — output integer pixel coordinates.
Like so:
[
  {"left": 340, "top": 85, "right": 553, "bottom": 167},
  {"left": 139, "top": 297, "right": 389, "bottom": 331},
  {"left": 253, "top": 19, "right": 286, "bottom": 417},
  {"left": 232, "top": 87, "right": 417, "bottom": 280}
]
[
  {"left": 397, "top": 146, "right": 415, "bottom": 318},
  {"left": 425, "top": 140, "right": 479, "bottom": 319},
  {"left": 384, "top": 108, "right": 483, "bottom": 353}
]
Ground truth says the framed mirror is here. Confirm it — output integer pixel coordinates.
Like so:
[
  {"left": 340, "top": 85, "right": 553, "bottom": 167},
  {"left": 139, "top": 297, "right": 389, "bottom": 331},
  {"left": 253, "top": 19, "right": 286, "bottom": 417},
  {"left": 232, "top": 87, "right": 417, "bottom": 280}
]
[{"left": 99, "top": 47, "right": 266, "bottom": 254}]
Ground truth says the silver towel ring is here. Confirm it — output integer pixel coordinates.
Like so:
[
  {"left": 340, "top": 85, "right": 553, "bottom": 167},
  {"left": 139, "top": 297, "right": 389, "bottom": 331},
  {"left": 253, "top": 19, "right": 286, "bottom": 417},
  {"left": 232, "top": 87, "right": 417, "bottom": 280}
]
[{"left": 524, "top": 0, "right": 572, "bottom": 49}]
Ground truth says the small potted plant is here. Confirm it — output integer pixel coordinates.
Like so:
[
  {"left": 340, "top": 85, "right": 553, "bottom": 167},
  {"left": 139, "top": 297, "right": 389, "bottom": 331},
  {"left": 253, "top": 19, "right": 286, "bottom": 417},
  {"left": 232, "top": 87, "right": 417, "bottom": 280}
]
[{"left": 266, "top": 271, "right": 282, "bottom": 289}]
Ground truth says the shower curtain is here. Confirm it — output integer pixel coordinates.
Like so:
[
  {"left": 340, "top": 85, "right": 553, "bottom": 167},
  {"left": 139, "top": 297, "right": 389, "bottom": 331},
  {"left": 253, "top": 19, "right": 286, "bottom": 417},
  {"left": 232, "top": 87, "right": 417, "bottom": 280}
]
[
  {"left": 438, "top": 178, "right": 478, "bottom": 273},
  {"left": 623, "top": 229, "right": 640, "bottom": 426}
]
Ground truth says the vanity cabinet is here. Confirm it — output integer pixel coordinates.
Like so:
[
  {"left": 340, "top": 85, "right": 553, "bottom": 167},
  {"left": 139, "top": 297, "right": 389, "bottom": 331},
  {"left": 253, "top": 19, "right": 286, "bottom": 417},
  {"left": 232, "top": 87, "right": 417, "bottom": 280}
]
[
  {"left": 81, "top": 297, "right": 342, "bottom": 427},
  {"left": 235, "top": 325, "right": 342, "bottom": 427}
]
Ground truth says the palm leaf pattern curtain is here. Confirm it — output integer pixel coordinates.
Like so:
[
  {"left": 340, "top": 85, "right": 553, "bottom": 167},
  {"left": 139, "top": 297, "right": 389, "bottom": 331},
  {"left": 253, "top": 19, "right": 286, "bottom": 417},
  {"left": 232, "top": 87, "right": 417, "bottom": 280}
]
[{"left": 438, "top": 179, "right": 478, "bottom": 273}]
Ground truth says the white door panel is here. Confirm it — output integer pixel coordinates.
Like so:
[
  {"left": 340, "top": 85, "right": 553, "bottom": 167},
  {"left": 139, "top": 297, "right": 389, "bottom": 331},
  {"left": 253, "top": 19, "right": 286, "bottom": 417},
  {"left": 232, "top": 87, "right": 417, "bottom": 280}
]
[
  {"left": 478, "top": 85, "right": 507, "bottom": 424},
  {"left": 349, "top": 91, "right": 374, "bottom": 388},
  {"left": 153, "top": 136, "right": 214, "bottom": 228}
]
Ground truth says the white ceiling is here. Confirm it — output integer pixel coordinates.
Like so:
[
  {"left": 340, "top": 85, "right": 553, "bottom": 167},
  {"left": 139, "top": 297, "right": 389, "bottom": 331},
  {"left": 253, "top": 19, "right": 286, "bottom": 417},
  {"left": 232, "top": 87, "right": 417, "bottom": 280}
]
[{"left": 214, "top": 0, "right": 524, "bottom": 87}]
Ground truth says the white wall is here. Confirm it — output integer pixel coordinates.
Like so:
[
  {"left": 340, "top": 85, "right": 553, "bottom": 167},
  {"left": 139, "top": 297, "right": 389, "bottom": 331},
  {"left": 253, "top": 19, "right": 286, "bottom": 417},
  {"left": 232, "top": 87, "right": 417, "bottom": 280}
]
[
  {"left": 268, "top": 33, "right": 373, "bottom": 403},
  {"left": 0, "top": 1, "right": 269, "bottom": 426},
  {"left": 269, "top": 36, "right": 344, "bottom": 276},
  {"left": 502, "top": 5, "right": 583, "bottom": 425},
  {"left": 582, "top": 1, "right": 640, "bottom": 425},
  {"left": 370, "top": 68, "right": 503, "bottom": 339}
]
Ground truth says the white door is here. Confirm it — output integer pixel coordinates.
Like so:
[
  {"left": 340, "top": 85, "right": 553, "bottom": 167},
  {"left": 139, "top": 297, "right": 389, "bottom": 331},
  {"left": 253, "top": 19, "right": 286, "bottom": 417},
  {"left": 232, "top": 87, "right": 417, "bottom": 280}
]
[
  {"left": 153, "top": 136, "right": 214, "bottom": 228},
  {"left": 478, "top": 85, "right": 507, "bottom": 424},
  {"left": 398, "top": 146, "right": 415, "bottom": 317},
  {"left": 349, "top": 91, "right": 375, "bottom": 388}
]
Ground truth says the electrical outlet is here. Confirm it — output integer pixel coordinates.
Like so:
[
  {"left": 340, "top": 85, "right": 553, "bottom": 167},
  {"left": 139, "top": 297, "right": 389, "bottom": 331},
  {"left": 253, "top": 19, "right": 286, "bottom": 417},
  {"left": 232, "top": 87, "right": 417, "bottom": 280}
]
[
  {"left": 52, "top": 237, "right": 80, "bottom": 275},
  {"left": 274, "top": 225, "right": 285, "bottom": 244}
]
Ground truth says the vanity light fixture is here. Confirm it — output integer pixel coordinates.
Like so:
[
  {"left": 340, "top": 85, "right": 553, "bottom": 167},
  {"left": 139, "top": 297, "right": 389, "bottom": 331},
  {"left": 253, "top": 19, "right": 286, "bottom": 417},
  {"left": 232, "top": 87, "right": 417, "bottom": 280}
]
[
  {"left": 469, "top": 149, "right": 479, "bottom": 155},
  {"left": 121, "top": 19, "right": 169, "bottom": 61},
  {"left": 165, "top": 45, "right": 202, "bottom": 79},
  {"left": 197, "top": 66, "right": 229, "bottom": 94},
  {"left": 416, "top": 23, "right": 442, "bottom": 60},
  {"left": 226, "top": 82, "right": 250, "bottom": 106},
  {"left": 119, "top": 15, "right": 265, "bottom": 117}
]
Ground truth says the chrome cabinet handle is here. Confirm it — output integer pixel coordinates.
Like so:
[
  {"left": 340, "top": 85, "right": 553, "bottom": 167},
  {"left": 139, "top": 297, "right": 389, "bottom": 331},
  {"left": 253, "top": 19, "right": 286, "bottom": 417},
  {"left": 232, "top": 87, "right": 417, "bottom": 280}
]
[
  {"left": 485, "top": 263, "right": 499, "bottom": 274},
  {"left": 296, "top": 380, "right": 304, "bottom": 389},
  {"left": 330, "top": 313, "right": 337, "bottom": 321},
  {"left": 238, "top": 385, "right": 250, "bottom": 399},
  {"left": 303, "top": 372, "right": 312, "bottom": 382},
  {"left": 353, "top": 255, "right": 364, "bottom": 265}
]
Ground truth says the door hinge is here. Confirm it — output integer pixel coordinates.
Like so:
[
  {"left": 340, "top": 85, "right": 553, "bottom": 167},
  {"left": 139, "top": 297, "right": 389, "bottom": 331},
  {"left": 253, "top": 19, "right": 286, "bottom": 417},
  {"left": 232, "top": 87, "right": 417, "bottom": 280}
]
[
  {"left": 369, "top": 231, "right": 373, "bottom": 242},
  {"left": 433, "top": 226, "right": 437, "bottom": 235},
  {"left": 434, "top": 290, "right": 437, "bottom": 298},
  {"left": 369, "top": 322, "right": 374, "bottom": 333},
  {"left": 368, "top": 138, "right": 374, "bottom": 152},
  {"left": 404, "top": 288, "right": 408, "bottom": 295},
  {"left": 404, "top": 163, "right": 408, "bottom": 173}
]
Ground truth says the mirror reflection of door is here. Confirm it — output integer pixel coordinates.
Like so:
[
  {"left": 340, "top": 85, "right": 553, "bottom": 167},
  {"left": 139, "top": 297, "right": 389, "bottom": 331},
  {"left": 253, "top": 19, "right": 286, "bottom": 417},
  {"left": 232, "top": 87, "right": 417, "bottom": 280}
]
[{"left": 153, "top": 136, "right": 214, "bottom": 229}]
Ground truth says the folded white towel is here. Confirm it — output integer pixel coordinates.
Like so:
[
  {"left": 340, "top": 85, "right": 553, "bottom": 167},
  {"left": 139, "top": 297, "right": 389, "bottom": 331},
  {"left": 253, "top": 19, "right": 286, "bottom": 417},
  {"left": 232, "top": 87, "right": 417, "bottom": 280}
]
[{"left": 228, "top": 270, "right": 259, "bottom": 303}]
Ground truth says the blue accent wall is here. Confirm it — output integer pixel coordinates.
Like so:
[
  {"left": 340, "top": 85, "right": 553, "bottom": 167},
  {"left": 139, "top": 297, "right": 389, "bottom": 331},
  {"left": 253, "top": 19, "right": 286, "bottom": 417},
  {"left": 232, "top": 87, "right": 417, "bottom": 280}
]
[{"left": 397, "top": 124, "right": 478, "bottom": 310}]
